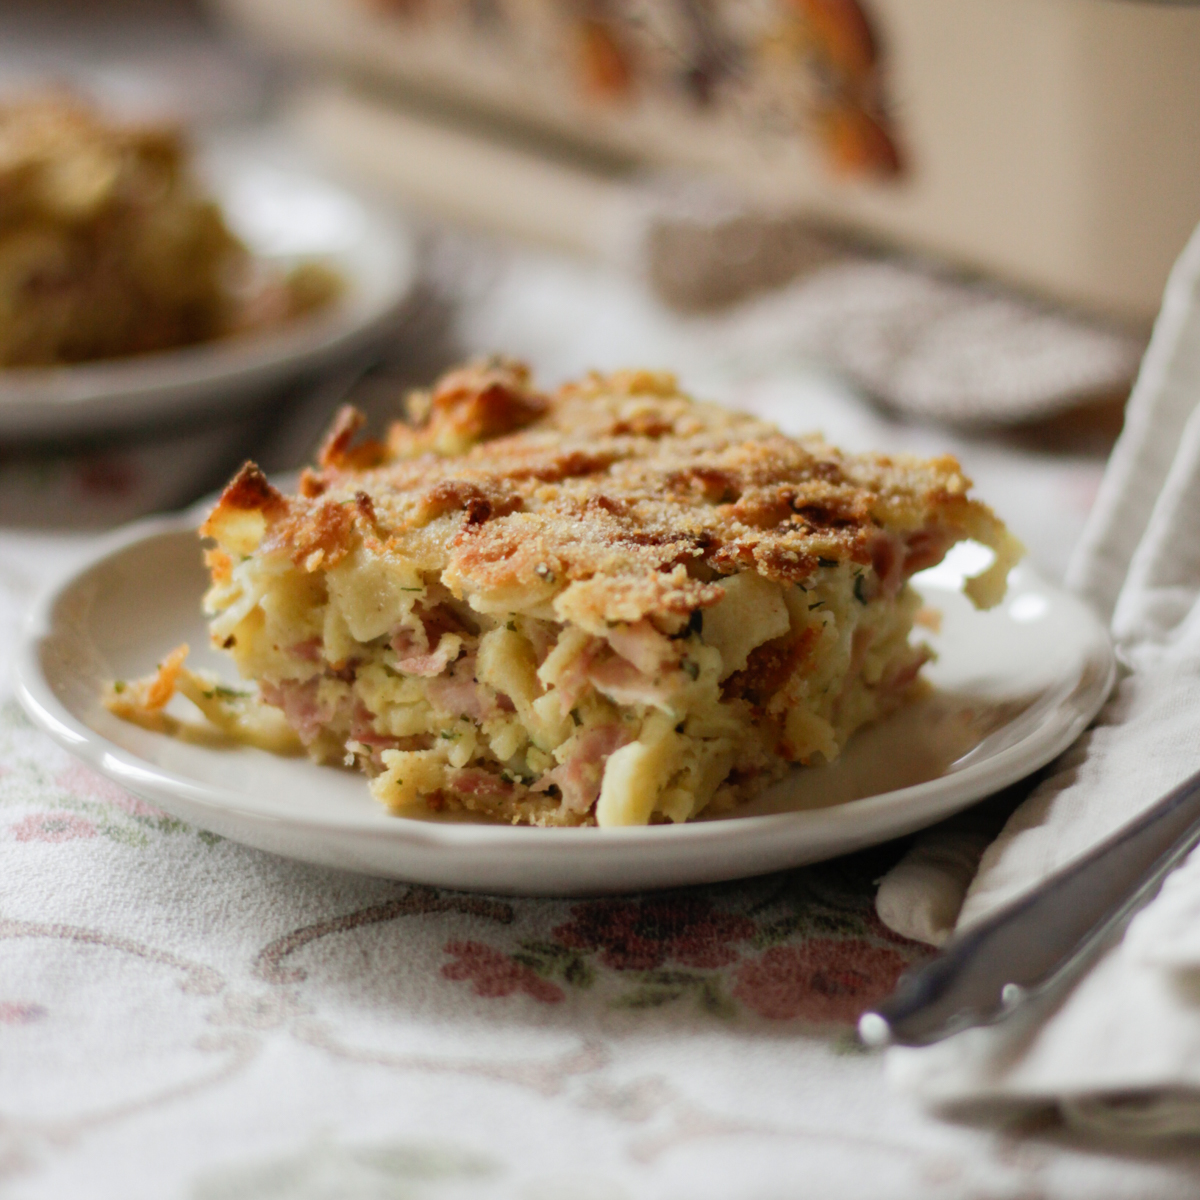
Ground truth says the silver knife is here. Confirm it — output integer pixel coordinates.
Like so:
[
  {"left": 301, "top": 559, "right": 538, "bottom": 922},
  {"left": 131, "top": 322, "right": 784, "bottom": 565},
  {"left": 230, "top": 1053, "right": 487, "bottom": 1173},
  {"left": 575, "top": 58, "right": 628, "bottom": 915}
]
[{"left": 858, "top": 765, "right": 1200, "bottom": 1048}]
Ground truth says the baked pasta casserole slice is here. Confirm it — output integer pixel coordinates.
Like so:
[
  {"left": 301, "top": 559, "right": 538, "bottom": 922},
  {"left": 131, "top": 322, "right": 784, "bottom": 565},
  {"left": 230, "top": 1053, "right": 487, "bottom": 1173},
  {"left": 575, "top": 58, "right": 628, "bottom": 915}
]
[
  {"left": 0, "top": 93, "right": 339, "bottom": 366},
  {"left": 197, "top": 361, "right": 1020, "bottom": 827}
]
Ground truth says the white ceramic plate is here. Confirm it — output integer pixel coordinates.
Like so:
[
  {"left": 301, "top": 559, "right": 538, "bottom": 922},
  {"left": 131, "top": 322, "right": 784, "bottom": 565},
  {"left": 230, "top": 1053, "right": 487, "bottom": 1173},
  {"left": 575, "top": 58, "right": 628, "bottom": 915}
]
[
  {"left": 0, "top": 134, "right": 416, "bottom": 437},
  {"left": 16, "top": 517, "right": 1115, "bottom": 895}
]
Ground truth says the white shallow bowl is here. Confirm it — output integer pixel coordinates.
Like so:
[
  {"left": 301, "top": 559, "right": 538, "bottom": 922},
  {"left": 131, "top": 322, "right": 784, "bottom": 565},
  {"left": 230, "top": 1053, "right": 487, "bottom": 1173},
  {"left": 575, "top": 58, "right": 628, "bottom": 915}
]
[
  {"left": 0, "top": 134, "right": 416, "bottom": 437},
  {"left": 16, "top": 518, "right": 1115, "bottom": 895}
]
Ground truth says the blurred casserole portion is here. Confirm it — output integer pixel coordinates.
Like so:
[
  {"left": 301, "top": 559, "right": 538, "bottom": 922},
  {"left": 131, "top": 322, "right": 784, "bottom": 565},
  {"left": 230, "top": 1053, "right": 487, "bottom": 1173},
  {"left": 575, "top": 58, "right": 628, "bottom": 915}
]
[
  {"left": 0, "top": 94, "right": 340, "bottom": 367},
  {"left": 196, "top": 361, "right": 1018, "bottom": 827}
]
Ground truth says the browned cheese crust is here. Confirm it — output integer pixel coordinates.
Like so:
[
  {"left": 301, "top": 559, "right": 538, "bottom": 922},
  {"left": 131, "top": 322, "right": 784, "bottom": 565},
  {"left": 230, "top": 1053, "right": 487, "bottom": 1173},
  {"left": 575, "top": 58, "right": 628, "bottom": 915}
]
[{"left": 210, "top": 360, "right": 1007, "bottom": 628}]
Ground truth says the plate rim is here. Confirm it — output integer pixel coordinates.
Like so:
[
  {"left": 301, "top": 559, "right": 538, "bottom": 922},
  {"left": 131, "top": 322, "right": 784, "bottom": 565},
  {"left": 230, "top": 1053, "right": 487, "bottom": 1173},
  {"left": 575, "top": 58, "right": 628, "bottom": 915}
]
[{"left": 14, "top": 512, "right": 1117, "bottom": 864}]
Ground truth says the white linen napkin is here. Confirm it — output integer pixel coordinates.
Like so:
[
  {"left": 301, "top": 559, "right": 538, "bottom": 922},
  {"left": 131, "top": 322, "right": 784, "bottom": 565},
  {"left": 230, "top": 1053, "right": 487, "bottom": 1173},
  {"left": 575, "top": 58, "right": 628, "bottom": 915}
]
[{"left": 881, "top": 219, "right": 1200, "bottom": 1133}]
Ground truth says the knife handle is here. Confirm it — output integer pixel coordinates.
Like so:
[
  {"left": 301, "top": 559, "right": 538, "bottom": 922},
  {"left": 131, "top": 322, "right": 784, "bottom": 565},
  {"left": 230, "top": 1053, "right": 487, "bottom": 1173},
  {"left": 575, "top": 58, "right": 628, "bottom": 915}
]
[{"left": 860, "top": 765, "right": 1200, "bottom": 1048}]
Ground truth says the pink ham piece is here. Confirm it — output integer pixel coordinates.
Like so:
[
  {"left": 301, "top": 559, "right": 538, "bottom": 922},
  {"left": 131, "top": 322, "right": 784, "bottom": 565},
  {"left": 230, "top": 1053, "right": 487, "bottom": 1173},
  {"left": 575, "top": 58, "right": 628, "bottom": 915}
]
[
  {"left": 425, "top": 655, "right": 496, "bottom": 720},
  {"left": 347, "top": 702, "right": 430, "bottom": 765},
  {"left": 392, "top": 633, "right": 462, "bottom": 678},
  {"left": 521, "top": 621, "right": 557, "bottom": 665},
  {"left": 904, "top": 528, "right": 954, "bottom": 576},
  {"left": 882, "top": 645, "right": 932, "bottom": 694},
  {"left": 418, "top": 602, "right": 472, "bottom": 642},
  {"left": 868, "top": 527, "right": 953, "bottom": 600},
  {"left": 605, "top": 619, "right": 676, "bottom": 676},
  {"left": 551, "top": 637, "right": 603, "bottom": 715},
  {"left": 289, "top": 637, "right": 323, "bottom": 663},
  {"left": 259, "top": 679, "right": 328, "bottom": 746},
  {"left": 869, "top": 531, "right": 907, "bottom": 599},
  {"left": 390, "top": 625, "right": 424, "bottom": 657},
  {"left": 587, "top": 654, "right": 681, "bottom": 708},
  {"left": 533, "top": 723, "right": 631, "bottom": 813},
  {"left": 390, "top": 603, "right": 473, "bottom": 676}
]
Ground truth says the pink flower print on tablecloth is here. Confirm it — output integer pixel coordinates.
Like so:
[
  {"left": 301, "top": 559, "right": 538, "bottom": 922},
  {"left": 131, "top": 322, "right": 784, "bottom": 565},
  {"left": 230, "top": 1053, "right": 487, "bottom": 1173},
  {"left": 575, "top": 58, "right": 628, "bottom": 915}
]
[
  {"left": 441, "top": 941, "right": 565, "bottom": 1004},
  {"left": 0, "top": 1002, "right": 47, "bottom": 1024},
  {"left": 733, "top": 939, "right": 908, "bottom": 1024},
  {"left": 552, "top": 896, "right": 755, "bottom": 971},
  {"left": 12, "top": 812, "right": 97, "bottom": 843},
  {"left": 55, "top": 763, "right": 164, "bottom": 818}
]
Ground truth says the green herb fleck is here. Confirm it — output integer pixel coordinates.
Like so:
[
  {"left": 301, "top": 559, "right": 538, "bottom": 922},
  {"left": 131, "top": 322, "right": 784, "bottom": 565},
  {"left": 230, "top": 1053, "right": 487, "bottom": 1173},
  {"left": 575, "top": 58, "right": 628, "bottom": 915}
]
[
  {"left": 809, "top": 600, "right": 826, "bottom": 611},
  {"left": 854, "top": 573, "right": 868, "bottom": 605},
  {"left": 112, "top": 680, "right": 126, "bottom": 694},
  {"left": 817, "top": 557, "right": 838, "bottom": 569},
  {"left": 681, "top": 660, "right": 700, "bottom": 680},
  {"left": 570, "top": 708, "right": 583, "bottom": 726}
]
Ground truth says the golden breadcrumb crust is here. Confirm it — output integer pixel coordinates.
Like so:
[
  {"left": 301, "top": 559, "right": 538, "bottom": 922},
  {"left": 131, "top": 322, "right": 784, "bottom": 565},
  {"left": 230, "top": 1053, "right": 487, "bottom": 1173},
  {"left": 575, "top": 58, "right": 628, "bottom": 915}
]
[{"left": 205, "top": 360, "right": 1016, "bottom": 627}]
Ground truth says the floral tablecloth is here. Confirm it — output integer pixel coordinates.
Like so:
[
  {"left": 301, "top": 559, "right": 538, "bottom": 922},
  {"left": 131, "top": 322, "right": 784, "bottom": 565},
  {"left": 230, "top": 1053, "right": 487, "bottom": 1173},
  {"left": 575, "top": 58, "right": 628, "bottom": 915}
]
[
  {"left": 8, "top": 691, "right": 1200, "bottom": 1199},
  {"left": 6, "top": 0, "right": 1199, "bottom": 1192},
  {"left": 6, "top": 243, "right": 1200, "bottom": 1199}
]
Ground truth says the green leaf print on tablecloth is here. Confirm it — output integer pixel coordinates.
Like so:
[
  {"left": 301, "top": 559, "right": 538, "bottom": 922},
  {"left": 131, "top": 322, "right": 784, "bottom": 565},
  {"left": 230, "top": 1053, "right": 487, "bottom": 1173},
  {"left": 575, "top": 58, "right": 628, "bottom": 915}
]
[
  {"left": 0, "top": 700, "right": 219, "bottom": 848},
  {"left": 191, "top": 1137, "right": 497, "bottom": 1200}
]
